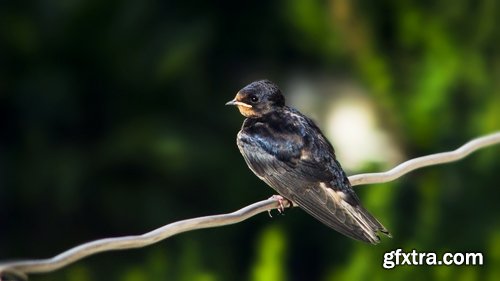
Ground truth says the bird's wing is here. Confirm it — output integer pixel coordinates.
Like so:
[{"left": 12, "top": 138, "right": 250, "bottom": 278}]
[
  {"left": 238, "top": 121, "right": 390, "bottom": 244},
  {"left": 289, "top": 180, "right": 391, "bottom": 244}
]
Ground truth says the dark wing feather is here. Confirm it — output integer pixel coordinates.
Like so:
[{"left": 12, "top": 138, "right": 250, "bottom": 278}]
[
  {"left": 289, "top": 181, "right": 390, "bottom": 244},
  {"left": 237, "top": 111, "right": 390, "bottom": 244}
]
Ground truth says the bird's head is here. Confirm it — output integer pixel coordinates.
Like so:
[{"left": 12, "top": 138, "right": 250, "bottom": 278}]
[{"left": 226, "top": 80, "right": 285, "bottom": 118}]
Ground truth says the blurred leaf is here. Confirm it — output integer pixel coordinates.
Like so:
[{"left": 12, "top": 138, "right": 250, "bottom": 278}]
[{"left": 251, "top": 226, "right": 287, "bottom": 281}]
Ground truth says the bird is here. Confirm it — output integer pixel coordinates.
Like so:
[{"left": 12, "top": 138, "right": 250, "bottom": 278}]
[{"left": 226, "top": 80, "right": 391, "bottom": 244}]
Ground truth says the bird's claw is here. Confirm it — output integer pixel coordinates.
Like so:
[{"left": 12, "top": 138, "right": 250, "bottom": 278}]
[{"left": 268, "top": 195, "right": 288, "bottom": 217}]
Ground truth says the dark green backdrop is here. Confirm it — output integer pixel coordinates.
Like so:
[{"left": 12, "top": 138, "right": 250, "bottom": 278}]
[{"left": 1, "top": 0, "right": 499, "bottom": 280}]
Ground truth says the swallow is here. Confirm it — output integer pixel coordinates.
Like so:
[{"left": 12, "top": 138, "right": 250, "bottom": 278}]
[{"left": 226, "top": 80, "right": 391, "bottom": 244}]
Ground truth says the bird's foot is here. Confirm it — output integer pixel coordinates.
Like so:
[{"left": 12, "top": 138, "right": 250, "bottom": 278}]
[{"left": 267, "top": 195, "right": 289, "bottom": 217}]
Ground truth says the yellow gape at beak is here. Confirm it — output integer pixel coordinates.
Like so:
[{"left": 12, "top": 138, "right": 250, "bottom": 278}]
[
  {"left": 226, "top": 92, "right": 256, "bottom": 117},
  {"left": 225, "top": 99, "right": 252, "bottom": 108}
]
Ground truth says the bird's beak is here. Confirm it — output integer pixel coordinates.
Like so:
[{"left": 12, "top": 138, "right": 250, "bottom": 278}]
[
  {"left": 225, "top": 99, "right": 238, "bottom": 106},
  {"left": 225, "top": 96, "right": 252, "bottom": 108}
]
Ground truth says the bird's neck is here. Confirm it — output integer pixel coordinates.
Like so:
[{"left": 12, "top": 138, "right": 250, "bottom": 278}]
[{"left": 242, "top": 107, "right": 290, "bottom": 130}]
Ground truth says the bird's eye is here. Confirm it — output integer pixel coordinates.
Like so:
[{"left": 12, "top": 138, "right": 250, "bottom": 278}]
[{"left": 250, "top": 96, "right": 259, "bottom": 103}]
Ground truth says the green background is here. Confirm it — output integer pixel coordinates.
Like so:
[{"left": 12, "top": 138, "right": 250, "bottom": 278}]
[{"left": 1, "top": 0, "right": 499, "bottom": 280}]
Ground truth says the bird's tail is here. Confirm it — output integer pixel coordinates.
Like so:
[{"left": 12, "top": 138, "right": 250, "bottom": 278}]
[
  {"left": 354, "top": 204, "right": 392, "bottom": 243},
  {"left": 291, "top": 183, "right": 391, "bottom": 244}
]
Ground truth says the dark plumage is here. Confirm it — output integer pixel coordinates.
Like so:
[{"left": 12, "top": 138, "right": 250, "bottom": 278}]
[{"left": 226, "top": 80, "right": 391, "bottom": 244}]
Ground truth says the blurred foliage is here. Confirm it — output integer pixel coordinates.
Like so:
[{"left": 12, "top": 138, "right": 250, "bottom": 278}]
[{"left": 1, "top": 0, "right": 499, "bottom": 280}]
